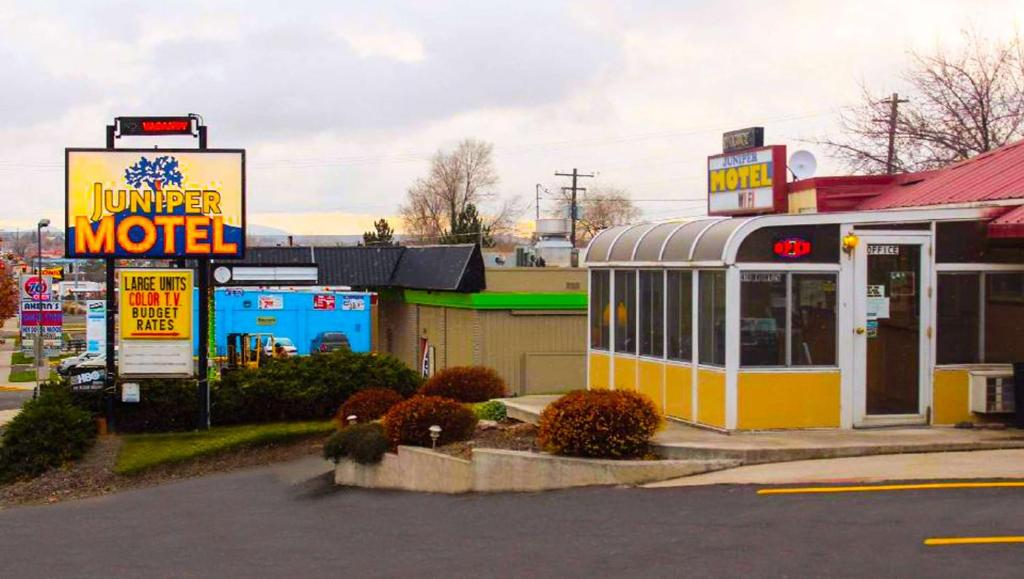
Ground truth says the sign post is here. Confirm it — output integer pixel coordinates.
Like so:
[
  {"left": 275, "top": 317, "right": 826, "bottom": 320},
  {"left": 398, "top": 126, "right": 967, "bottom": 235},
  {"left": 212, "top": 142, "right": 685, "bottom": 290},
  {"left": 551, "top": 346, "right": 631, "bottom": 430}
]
[{"left": 67, "top": 116, "right": 244, "bottom": 430}]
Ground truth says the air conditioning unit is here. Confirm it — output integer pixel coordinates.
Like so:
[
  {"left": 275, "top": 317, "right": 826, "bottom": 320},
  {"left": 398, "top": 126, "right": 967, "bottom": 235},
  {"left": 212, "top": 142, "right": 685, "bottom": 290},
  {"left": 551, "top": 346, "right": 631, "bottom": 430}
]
[{"left": 969, "top": 370, "right": 1015, "bottom": 414}]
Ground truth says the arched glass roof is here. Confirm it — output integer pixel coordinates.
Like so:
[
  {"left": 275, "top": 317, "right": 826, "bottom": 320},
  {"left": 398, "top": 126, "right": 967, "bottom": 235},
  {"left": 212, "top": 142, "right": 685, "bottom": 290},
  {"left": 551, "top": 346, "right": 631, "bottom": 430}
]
[{"left": 585, "top": 217, "right": 749, "bottom": 264}]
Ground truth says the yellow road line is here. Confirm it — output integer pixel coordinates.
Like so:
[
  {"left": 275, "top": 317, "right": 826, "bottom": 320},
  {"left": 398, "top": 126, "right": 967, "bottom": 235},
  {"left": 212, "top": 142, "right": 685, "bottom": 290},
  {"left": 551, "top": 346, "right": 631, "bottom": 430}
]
[
  {"left": 758, "top": 482, "right": 1024, "bottom": 495},
  {"left": 925, "top": 536, "right": 1024, "bottom": 546}
]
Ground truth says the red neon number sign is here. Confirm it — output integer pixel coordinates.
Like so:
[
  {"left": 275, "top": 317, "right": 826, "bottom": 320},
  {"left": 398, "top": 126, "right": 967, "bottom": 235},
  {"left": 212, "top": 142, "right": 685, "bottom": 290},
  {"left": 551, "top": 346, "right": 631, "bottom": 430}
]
[{"left": 773, "top": 237, "right": 812, "bottom": 259}]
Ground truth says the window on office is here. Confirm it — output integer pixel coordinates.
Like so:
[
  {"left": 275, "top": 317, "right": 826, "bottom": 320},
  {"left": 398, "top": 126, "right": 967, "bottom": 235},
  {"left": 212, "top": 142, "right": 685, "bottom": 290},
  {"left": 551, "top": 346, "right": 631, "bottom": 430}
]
[
  {"left": 614, "top": 270, "right": 637, "bottom": 354},
  {"left": 639, "top": 270, "right": 664, "bottom": 357},
  {"left": 740, "top": 272, "right": 838, "bottom": 367},
  {"left": 740, "top": 272, "right": 786, "bottom": 366},
  {"left": 590, "top": 270, "right": 611, "bottom": 350},
  {"left": 936, "top": 273, "right": 980, "bottom": 364},
  {"left": 985, "top": 273, "right": 1024, "bottom": 363},
  {"left": 698, "top": 270, "right": 726, "bottom": 366},
  {"left": 791, "top": 274, "right": 837, "bottom": 366},
  {"left": 666, "top": 270, "right": 693, "bottom": 361}
]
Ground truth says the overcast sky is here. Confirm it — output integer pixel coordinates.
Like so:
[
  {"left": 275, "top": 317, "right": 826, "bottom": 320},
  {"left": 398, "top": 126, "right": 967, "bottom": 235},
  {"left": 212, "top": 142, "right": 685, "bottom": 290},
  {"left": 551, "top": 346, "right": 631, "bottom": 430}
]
[{"left": 1, "top": 0, "right": 1021, "bottom": 234}]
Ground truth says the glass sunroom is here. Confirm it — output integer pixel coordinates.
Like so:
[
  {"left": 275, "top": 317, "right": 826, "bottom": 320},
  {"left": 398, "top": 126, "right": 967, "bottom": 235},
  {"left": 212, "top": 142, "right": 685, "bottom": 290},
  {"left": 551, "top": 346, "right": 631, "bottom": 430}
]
[{"left": 584, "top": 206, "right": 1024, "bottom": 430}]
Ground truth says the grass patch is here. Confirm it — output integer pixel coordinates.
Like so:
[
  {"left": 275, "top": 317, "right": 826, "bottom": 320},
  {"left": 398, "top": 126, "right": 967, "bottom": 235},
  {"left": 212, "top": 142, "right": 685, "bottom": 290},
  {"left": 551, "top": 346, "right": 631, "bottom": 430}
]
[
  {"left": 114, "top": 421, "right": 335, "bottom": 476},
  {"left": 8, "top": 369, "right": 39, "bottom": 382},
  {"left": 11, "top": 351, "right": 34, "bottom": 365}
]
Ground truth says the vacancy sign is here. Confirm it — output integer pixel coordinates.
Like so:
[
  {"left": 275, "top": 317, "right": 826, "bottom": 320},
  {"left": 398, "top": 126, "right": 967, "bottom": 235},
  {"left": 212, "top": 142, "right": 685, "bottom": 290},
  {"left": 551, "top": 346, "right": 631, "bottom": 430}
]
[{"left": 119, "top": 269, "right": 193, "bottom": 377}]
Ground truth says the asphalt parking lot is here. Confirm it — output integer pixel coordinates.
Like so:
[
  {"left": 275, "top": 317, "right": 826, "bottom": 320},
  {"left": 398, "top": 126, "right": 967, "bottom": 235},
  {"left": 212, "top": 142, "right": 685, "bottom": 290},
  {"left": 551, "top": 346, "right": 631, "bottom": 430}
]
[{"left": 2, "top": 462, "right": 1023, "bottom": 578}]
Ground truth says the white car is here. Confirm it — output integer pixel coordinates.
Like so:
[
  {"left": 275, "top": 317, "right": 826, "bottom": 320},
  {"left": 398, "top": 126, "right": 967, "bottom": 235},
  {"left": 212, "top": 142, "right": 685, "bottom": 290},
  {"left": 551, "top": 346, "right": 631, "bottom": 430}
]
[
  {"left": 58, "top": 351, "right": 102, "bottom": 375},
  {"left": 263, "top": 336, "right": 298, "bottom": 357}
]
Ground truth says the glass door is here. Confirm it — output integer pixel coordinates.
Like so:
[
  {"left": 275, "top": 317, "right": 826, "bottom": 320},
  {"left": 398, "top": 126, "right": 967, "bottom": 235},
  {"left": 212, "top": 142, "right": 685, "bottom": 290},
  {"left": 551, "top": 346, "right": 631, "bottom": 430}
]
[{"left": 853, "top": 234, "right": 931, "bottom": 425}]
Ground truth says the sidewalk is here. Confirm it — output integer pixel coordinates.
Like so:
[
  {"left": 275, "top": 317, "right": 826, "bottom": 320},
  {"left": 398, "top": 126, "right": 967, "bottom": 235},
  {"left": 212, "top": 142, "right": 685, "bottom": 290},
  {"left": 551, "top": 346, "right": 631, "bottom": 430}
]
[
  {"left": 645, "top": 448, "right": 1024, "bottom": 487},
  {"left": 503, "top": 395, "right": 1024, "bottom": 464}
]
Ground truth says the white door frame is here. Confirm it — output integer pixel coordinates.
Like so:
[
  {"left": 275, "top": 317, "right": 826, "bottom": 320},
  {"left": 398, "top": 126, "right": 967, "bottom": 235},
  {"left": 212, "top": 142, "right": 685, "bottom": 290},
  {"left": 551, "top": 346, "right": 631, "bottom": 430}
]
[{"left": 852, "top": 232, "right": 932, "bottom": 427}]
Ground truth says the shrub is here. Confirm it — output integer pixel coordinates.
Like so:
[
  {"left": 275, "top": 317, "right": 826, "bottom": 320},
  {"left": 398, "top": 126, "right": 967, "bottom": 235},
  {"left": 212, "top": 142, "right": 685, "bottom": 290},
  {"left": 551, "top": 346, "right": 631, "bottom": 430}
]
[
  {"left": 418, "top": 366, "right": 507, "bottom": 403},
  {"left": 0, "top": 388, "right": 97, "bottom": 482},
  {"left": 383, "top": 395, "right": 478, "bottom": 447},
  {"left": 473, "top": 400, "right": 507, "bottom": 421},
  {"left": 338, "top": 388, "right": 404, "bottom": 424},
  {"left": 323, "top": 422, "right": 389, "bottom": 465},
  {"left": 537, "top": 390, "right": 662, "bottom": 459},
  {"left": 113, "top": 379, "right": 198, "bottom": 433},
  {"left": 212, "top": 350, "right": 422, "bottom": 426}
]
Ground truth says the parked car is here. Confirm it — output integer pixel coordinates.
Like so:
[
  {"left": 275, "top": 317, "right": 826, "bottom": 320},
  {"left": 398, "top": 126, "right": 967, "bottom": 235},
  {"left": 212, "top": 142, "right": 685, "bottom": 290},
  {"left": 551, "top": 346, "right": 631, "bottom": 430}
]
[
  {"left": 262, "top": 336, "right": 298, "bottom": 358},
  {"left": 310, "top": 331, "right": 351, "bottom": 354},
  {"left": 58, "top": 351, "right": 102, "bottom": 375}
]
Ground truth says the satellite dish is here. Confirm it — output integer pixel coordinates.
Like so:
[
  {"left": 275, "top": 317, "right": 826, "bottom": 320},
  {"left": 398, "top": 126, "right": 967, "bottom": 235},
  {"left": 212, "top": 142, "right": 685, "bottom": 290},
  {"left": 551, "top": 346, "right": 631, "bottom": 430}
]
[{"left": 789, "top": 150, "right": 817, "bottom": 180}]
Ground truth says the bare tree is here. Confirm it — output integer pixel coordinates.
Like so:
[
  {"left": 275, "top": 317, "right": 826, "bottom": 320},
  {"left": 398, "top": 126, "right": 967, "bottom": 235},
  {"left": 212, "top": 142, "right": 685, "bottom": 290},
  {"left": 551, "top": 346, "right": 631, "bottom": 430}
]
[
  {"left": 557, "top": 185, "right": 641, "bottom": 244},
  {"left": 821, "top": 31, "right": 1024, "bottom": 174},
  {"left": 399, "top": 139, "right": 521, "bottom": 243}
]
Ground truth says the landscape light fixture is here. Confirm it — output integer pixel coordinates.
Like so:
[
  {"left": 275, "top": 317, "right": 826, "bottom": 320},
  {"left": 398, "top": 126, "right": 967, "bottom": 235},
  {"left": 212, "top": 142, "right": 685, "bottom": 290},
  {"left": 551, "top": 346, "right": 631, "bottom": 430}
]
[
  {"left": 347, "top": 414, "right": 358, "bottom": 426},
  {"left": 429, "top": 425, "right": 442, "bottom": 450}
]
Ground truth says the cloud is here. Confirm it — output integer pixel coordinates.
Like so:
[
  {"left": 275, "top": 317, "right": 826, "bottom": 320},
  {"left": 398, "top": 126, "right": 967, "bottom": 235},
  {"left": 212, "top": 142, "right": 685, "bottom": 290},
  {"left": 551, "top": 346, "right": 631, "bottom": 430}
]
[{"left": 1, "top": 0, "right": 1023, "bottom": 232}]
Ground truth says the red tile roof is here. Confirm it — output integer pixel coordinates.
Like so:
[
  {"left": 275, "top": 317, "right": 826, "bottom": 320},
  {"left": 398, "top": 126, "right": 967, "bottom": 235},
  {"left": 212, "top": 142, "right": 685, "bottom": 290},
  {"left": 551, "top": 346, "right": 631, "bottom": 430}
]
[{"left": 859, "top": 140, "right": 1024, "bottom": 209}]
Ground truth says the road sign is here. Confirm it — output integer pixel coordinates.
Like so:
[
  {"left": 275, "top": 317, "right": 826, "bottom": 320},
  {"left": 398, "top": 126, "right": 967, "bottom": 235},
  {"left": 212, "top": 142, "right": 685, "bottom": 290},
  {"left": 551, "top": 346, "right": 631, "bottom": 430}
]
[
  {"left": 19, "top": 274, "right": 53, "bottom": 301},
  {"left": 86, "top": 300, "right": 106, "bottom": 354}
]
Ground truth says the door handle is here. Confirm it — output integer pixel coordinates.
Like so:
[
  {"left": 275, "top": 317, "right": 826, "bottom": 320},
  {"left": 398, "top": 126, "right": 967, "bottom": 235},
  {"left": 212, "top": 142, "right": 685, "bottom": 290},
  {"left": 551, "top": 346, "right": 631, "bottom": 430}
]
[{"left": 855, "top": 327, "right": 866, "bottom": 335}]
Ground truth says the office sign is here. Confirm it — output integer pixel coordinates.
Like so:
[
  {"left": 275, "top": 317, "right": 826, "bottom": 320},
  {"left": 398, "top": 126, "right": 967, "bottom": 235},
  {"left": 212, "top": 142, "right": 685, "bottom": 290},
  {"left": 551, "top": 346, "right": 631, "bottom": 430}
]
[
  {"left": 65, "top": 149, "right": 245, "bottom": 258},
  {"left": 119, "top": 269, "right": 193, "bottom": 377},
  {"left": 707, "top": 145, "right": 786, "bottom": 215},
  {"left": 86, "top": 300, "right": 106, "bottom": 354}
]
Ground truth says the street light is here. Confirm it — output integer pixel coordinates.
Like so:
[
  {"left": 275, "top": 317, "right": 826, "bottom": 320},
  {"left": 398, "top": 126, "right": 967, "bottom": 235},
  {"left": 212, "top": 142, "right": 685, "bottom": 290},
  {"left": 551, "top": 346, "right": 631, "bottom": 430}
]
[{"left": 35, "top": 218, "right": 49, "bottom": 391}]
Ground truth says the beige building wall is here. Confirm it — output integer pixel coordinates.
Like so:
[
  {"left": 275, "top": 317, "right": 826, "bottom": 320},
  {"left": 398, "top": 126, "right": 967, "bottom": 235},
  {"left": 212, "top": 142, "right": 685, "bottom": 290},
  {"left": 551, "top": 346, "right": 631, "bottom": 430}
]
[
  {"left": 477, "top": 310, "right": 586, "bottom": 395},
  {"left": 484, "top": 268, "right": 585, "bottom": 293}
]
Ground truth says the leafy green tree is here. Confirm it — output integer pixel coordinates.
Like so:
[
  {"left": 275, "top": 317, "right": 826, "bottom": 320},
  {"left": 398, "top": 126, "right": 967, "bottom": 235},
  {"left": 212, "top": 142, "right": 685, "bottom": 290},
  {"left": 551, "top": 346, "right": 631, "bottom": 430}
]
[{"left": 362, "top": 218, "right": 397, "bottom": 247}]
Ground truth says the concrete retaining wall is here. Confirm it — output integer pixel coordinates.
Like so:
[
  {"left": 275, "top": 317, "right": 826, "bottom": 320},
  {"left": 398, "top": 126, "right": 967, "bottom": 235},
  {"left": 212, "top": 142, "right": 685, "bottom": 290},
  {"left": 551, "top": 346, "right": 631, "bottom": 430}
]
[
  {"left": 334, "top": 446, "right": 737, "bottom": 494},
  {"left": 334, "top": 446, "right": 473, "bottom": 493}
]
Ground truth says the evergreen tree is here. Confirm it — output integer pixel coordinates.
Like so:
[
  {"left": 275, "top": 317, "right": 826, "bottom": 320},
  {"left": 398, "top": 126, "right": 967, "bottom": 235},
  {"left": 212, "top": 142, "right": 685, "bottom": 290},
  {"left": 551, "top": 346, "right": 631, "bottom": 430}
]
[
  {"left": 440, "top": 203, "right": 493, "bottom": 247},
  {"left": 362, "top": 218, "right": 397, "bottom": 246}
]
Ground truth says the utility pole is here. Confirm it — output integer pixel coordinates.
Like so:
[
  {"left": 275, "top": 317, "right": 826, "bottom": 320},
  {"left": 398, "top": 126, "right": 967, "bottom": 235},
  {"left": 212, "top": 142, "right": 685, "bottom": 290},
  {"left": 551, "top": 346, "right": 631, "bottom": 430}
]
[
  {"left": 554, "top": 168, "right": 594, "bottom": 249},
  {"left": 878, "top": 93, "right": 908, "bottom": 174}
]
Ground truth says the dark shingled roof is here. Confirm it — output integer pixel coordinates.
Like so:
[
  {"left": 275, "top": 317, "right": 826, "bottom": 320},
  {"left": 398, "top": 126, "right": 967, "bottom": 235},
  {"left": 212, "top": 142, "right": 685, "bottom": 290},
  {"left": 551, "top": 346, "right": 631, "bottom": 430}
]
[
  {"left": 314, "top": 246, "right": 405, "bottom": 287},
  {"left": 391, "top": 244, "right": 485, "bottom": 292},
  {"left": 235, "top": 246, "right": 314, "bottom": 265},
  {"left": 228, "top": 243, "right": 485, "bottom": 292}
]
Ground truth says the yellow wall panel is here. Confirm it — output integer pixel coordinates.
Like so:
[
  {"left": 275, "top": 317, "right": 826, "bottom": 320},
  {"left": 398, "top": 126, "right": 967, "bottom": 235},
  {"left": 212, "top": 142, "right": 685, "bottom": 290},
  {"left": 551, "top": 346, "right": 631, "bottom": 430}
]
[
  {"left": 737, "top": 372, "right": 840, "bottom": 430},
  {"left": 664, "top": 364, "right": 693, "bottom": 421},
  {"left": 933, "top": 369, "right": 971, "bottom": 425},
  {"left": 588, "top": 352, "right": 610, "bottom": 390},
  {"left": 637, "top": 359, "right": 664, "bottom": 414},
  {"left": 613, "top": 356, "right": 637, "bottom": 392},
  {"left": 696, "top": 368, "right": 726, "bottom": 428}
]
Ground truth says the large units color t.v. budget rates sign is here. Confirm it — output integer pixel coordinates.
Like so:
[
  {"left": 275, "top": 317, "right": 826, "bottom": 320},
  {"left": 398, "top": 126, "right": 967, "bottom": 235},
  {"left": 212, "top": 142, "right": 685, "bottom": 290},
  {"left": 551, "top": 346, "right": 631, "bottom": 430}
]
[
  {"left": 65, "top": 149, "right": 245, "bottom": 258},
  {"left": 119, "top": 269, "right": 194, "bottom": 377}
]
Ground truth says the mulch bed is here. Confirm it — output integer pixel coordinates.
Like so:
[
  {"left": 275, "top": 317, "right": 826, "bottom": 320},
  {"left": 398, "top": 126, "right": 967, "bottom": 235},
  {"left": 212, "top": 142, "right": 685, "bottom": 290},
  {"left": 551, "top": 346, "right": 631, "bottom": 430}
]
[
  {"left": 436, "top": 420, "right": 540, "bottom": 460},
  {"left": 0, "top": 433, "right": 330, "bottom": 509}
]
